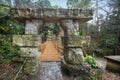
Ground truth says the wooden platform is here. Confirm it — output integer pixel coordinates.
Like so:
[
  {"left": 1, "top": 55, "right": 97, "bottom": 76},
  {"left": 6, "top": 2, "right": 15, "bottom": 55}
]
[
  {"left": 105, "top": 55, "right": 120, "bottom": 63},
  {"left": 40, "top": 41, "right": 61, "bottom": 62},
  {"left": 105, "top": 55, "right": 120, "bottom": 72}
]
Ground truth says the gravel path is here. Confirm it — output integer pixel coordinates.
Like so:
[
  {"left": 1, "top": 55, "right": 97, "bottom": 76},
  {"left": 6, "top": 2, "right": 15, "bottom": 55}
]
[
  {"left": 27, "top": 57, "right": 120, "bottom": 80},
  {"left": 96, "top": 58, "right": 120, "bottom": 80},
  {"left": 103, "top": 70, "right": 120, "bottom": 80}
]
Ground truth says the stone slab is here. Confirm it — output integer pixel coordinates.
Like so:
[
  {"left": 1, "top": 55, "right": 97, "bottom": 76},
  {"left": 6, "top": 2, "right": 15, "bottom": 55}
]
[
  {"left": 10, "top": 8, "right": 93, "bottom": 23},
  {"left": 105, "top": 55, "right": 120, "bottom": 72},
  {"left": 105, "top": 55, "right": 120, "bottom": 62},
  {"left": 62, "top": 36, "right": 90, "bottom": 47},
  {"left": 19, "top": 47, "right": 41, "bottom": 58},
  {"left": 13, "top": 35, "right": 41, "bottom": 47}
]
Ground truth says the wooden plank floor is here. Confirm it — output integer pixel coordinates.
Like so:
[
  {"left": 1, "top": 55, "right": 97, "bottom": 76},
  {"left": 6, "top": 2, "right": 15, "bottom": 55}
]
[{"left": 40, "top": 41, "right": 61, "bottom": 62}]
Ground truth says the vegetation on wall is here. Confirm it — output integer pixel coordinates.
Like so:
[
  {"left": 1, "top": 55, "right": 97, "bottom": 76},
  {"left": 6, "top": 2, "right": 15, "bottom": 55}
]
[{"left": 0, "top": 3, "right": 25, "bottom": 64}]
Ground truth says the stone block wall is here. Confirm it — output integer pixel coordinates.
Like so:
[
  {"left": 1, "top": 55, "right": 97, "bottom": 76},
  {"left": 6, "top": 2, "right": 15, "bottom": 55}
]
[
  {"left": 13, "top": 20, "right": 43, "bottom": 74},
  {"left": 13, "top": 35, "right": 41, "bottom": 47}
]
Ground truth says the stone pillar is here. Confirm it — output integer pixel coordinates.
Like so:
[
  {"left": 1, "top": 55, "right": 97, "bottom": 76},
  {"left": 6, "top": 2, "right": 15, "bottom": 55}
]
[
  {"left": 60, "top": 19, "right": 81, "bottom": 64},
  {"left": 60, "top": 20, "right": 103, "bottom": 80},
  {"left": 25, "top": 20, "right": 43, "bottom": 34},
  {"left": 13, "top": 20, "right": 43, "bottom": 74},
  {"left": 60, "top": 19, "right": 79, "bottom": 36}
]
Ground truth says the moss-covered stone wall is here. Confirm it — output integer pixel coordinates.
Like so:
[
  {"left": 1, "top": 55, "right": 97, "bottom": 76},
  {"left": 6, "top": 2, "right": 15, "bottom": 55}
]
[{"left": 13, "top": 20, "right": 43, "bottom": 74}]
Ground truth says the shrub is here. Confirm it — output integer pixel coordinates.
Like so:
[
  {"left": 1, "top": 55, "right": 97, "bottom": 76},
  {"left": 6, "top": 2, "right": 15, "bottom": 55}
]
[{"left": 0, "top": 35, "right": 19, "bottom": 64}]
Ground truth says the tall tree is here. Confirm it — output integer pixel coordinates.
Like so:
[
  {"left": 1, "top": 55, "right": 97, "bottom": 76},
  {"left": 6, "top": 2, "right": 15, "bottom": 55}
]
[
  {"left": 108, "top": 0, "right": 120, "bottom": 48},
  {"left": 35, "top": 0, "right": 51, "bottom": 8},
  {"left": 14, "top": 0, "right": 33, "bottom": 8},
  {"left": 67, "top": 0, "right": 91, "bottom": 8},
  {"left": 94, "top": 0, "right": 120, "bottom": 54}
]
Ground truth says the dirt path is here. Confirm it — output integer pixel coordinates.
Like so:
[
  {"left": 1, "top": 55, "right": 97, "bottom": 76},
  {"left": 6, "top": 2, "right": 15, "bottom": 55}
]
[{"left": 40, "top": 41, "right": 61, "bottom": 62}]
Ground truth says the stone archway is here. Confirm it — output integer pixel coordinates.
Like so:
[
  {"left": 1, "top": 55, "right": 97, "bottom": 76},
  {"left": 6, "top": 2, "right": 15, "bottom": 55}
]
[{"left": 11, "top": 8, "right": 93, "bottom": 74}]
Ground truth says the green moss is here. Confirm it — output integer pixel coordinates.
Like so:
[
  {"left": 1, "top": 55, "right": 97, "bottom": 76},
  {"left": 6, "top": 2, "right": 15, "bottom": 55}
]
[
  {"left": 82, "top": 69, "right": 103, "bottom": 80},
  {"left": 24, "top": 62, "right": 33, "bottom": 73}
]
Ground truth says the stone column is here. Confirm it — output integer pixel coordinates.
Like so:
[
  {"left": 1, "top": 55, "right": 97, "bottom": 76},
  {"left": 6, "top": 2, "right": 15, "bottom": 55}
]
[
  {"left": 61, "top": 19, "right": 79, "bottom": 63},
  {"left": 13, "top": 20, "right": 43, "bottom": 74},
  {"left": 60, "top": 19, "right": 79, "bottom": 36},
  {"left": 25, "top": 20, "right": 43, "bottom": 34}
]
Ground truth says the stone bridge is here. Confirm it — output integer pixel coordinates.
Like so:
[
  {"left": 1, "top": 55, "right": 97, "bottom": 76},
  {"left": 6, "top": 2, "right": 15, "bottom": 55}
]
[{"left": 11, "top": 8, "right": 93, "bottom": 74}]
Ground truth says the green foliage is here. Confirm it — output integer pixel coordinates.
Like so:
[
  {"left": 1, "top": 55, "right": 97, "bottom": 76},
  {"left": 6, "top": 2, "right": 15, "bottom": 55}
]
[
  {"left": 34, "top": 0, "right": 51, "bottom": 8},
  {"left": 0, "top": 3, "right": 25, "bottom": 35},
  {"left": 14, "top": 0, "right": 33, "bottom": 8},
  {"left": 40, "top": 23, "right": 61, "bottom": 42},
  {"left": 98, "top": 35, "right": 118, "bottom": 49},
  {"left": 105, "top": 37, "right": 118, "bottom": 48},
  {"left": 0, "top": 6, "right": 9, "bottom": 17},
  {"left": 0, "top": 35, "right": 19, "bottom": 64},
  {"left": 41, "top": 25, "right": 49, "bottom": 41},
  {"left": 53, "top": 23, "right": 61, "bottom": 36},
  {"left": 78, "top": 26, "right": 83, "bottom": 36},
  {"left": 0, "top": 4, "right": 24, "bottom": 64},
  {"left": 0, "top": 3, "right": 10, "bottom": 18},
  {"left": 0, "top": 17, "right": 25, "bottom": 34},
  {"left": 84, "top": 55, "right": 98, "bottom": 68},
  {"left": 13, "top": 0, "right": 52, "bottom": 8},
  {"left": 103, "top": 48, "right": 113, "bottom": 56},
  {"left": 52, "top": 5, "right": 60, "bottom": 9},
  {"left": 67, "top": 0, "right": 79, "bottom": 8},
  {"left": 76, "top": 0, "right": 91, "bottom": 8},
  {"left": 67, "top": 0, "right": 91, "bottom": 8}
]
